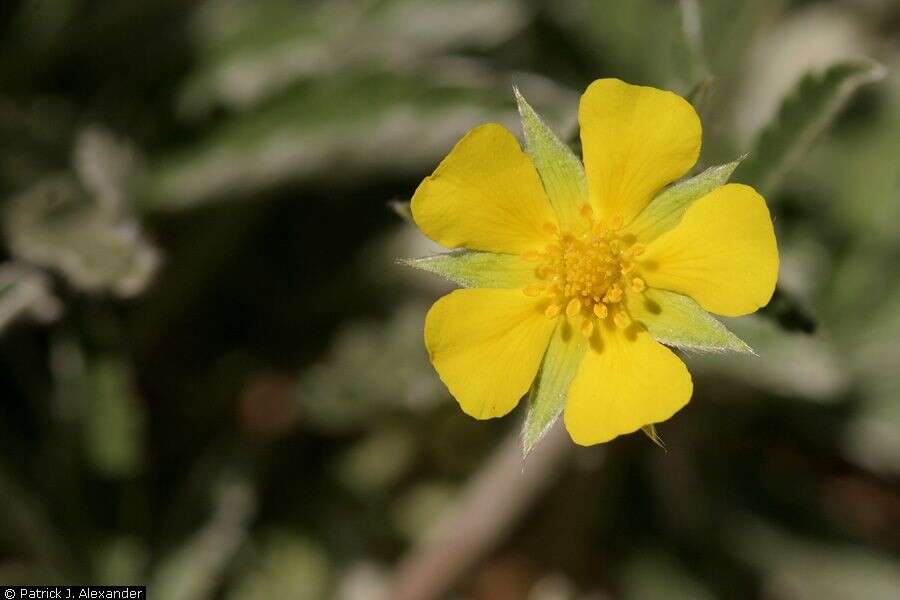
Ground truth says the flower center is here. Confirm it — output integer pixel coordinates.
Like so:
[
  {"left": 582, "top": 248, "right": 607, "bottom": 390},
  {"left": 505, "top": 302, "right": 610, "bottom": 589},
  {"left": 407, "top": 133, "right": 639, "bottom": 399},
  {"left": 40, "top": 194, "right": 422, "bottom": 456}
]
[{"left": 523, "top": 205, "right": 647, "bottom": 337}]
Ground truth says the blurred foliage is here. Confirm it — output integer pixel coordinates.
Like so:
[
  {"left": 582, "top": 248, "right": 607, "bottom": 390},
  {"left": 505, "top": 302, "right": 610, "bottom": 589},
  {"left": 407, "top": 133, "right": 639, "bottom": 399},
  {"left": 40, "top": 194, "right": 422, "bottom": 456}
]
[{"left": 0, "top": 0, "right": 899, "bottom": 598}]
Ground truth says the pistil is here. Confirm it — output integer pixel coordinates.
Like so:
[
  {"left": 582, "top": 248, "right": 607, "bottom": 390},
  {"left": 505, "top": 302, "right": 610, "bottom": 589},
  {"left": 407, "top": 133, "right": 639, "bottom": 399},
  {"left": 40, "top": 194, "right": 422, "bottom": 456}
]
[{"left": 523, "top": 204, "right": 648, "bottom": 336}]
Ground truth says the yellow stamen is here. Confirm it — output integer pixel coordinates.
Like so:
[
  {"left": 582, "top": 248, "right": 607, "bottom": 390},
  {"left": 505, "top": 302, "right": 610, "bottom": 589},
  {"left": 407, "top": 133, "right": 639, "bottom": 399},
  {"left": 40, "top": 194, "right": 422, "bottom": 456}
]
[
  {"left": 604, "top": 286, "right": 623, "bottom": 303},
  {"left": 529, "top": 218, "right": 646, "bottom": 327},
  {"left": 613, "top": 310, "right": 631, "bottom": 329}
]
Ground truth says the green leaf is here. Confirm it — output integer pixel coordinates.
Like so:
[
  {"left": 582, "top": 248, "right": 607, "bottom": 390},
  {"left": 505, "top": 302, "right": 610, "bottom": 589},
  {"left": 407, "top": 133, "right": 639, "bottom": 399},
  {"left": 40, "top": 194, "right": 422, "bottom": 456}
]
[
  {"left": 84, "top": 357, "right": 145, "bottom": 478},
  {"left": 150, "top": 477, "right": 255, "bottom": 600},
  {"left": 73, "top": 126, "right": 143, "bottom": 217},
  {"left": 226, "top": 532, "right": 330, "bottom": 600},
  {"left": 628, "top": 159, "right": 742, "bottom": 242},
  {"left": 400, "top": 251, "right": 535, "bottom": 289},
  {"left": 0, "top": 263, "right": 62, "bottom": 334},
  {"left": 628, "top": 288, "right": 752, "bottom": 353},
  {"left": 739, "top": 61, "right": 886, "bottom": 194},
  {"left": 3, "top": 176, "right": 159, "bottom": 297},
  {"left": 522, "top": 321, "right": 588, "bottom": 456},
  {"left": 515, "top": 86, "right": 588, "bottom": 230}
]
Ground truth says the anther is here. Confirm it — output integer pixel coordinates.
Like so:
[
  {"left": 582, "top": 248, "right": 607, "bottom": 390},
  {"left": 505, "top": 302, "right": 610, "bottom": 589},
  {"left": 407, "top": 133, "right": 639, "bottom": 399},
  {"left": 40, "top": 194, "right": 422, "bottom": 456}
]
[
  {"left": 629, "top": 243, "right": 645, "bottom": 256},
  {"left": 613, "top": 310, "right": 631, "bottom": 329},
  {"left": 545, "top": 304, "right": 561, "bottom": 318},
  {"left": 593, "top": 304, "right": 608, "bottom": 319},
  {"left": 580, "top": 204, "right": 594, "bottom": 219},
  {"left": 631, "top": 277, "right": 646, "bottom": 292},
  {"left": 566, "top": 298, "right": 582, "bottom": 317},
  {"left": 604, "top": 286, "right": 623, "bottom": 303},
  {"left": 581, "top": 318, "right": 595, "bottom": 338}
]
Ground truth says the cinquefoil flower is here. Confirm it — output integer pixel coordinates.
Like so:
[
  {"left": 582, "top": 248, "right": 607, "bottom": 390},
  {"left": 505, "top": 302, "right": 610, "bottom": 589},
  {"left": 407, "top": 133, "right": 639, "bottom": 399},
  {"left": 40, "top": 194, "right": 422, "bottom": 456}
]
[{"left": 406, "top": 79, "right": 778, "bottom": 448}]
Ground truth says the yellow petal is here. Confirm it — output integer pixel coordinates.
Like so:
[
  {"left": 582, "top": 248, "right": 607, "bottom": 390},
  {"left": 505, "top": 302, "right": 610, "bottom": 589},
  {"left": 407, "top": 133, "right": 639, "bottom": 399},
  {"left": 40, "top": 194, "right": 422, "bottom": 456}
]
[
  {"left": 411, "top": 123, "right": 557, "bottom": 254},
  {"left": 564, "top": 322, "right": 692, "bottom": 445},
  {"left": 425, "top": 289, "right": 556, "bottom": 419},
  {"left": 640, "top": 183, "right": 779, "bottom": 317},
  {"left": 579, "top": 79, "right": 701, "bottom": 226}
]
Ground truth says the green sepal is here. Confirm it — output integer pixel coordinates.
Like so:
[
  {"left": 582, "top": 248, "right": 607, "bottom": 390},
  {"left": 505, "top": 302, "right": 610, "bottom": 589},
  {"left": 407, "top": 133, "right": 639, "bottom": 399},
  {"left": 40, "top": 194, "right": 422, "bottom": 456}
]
[
  {"left": 629, "top": 288, "right": 753, "bottom": 353},
  {"left": 522, "top": 320, "right": 588, "bottom": 457},
  {"left": 400, "top": 250, "right": 536, "bottom": 289},
  {"left": 628, "top": 159, "right": 742, "bottom": 243},
  {"left": 641, "top": 424, "right": 667, "bottom": 451},
  {"left": 514, "top": 87, "right": 588, "bottom": 231}
]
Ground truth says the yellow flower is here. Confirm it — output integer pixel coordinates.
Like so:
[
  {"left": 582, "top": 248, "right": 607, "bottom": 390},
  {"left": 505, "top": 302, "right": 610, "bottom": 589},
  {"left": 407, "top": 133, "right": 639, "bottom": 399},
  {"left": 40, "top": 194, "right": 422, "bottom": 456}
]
[{"left": 406, "top": 79, "right": 778, "bottom": 448}]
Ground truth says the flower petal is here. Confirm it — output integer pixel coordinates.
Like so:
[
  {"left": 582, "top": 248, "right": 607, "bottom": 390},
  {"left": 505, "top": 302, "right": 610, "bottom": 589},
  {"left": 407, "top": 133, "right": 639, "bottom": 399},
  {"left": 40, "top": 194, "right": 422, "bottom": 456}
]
[
  {"left": 579, "top": 79, "right": 701, "bottom": 226},
  {"left": 425, "top": 289, "right": 556, "bottom": 419},
  {"left": 401, "top": 251, "right": 538, "bottom": 289},
  {"left": 515, "top": 88, "right": 589, "bottom": 231},
  {"left": 640, "top": 183, "right": 779, "bottom": 317},
  {"left": 411, "top": 123, "right": 557, "bottom": 254},
  {"left": 626, "top": 288, "right": 752, "bottom": 353},
  {"left": 564, "top": 322, "right": 693, "bottom": 445},
  {"left": 522, "top": 319, "right": 589, "bottom": 456}
]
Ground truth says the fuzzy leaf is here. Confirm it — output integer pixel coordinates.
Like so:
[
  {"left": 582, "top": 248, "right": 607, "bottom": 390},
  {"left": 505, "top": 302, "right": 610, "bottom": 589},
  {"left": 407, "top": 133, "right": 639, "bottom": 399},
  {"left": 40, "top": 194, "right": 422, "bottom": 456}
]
[
  {"left": 0, "top": 263, "right": 62, "bottom": 333},
  {"left": 515, "top": 87, "right": 588, "bottom": 230},
  {"left": 522, "top": 321, "right": 588, "bottom": 456},
  {"left": 628, "top": 159, "right": 742, "bottom": 242},
  {"left": 628, "top": 288, "right": 752, "bottom": 353},
  {"left": 739, "top": 61, "right": 886, "bottom": 194},
  {"left": 73, "top": 126, "right": 143, "bottom": 217},
  {"left": 3, "top": 176, "right": 160, "bottom": 297},
  {"left": 400, "top": 251, "right": 535, "bottom": 289},
  {"left": 84, "top": 357, "right": 146, "bottom": 478}
]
